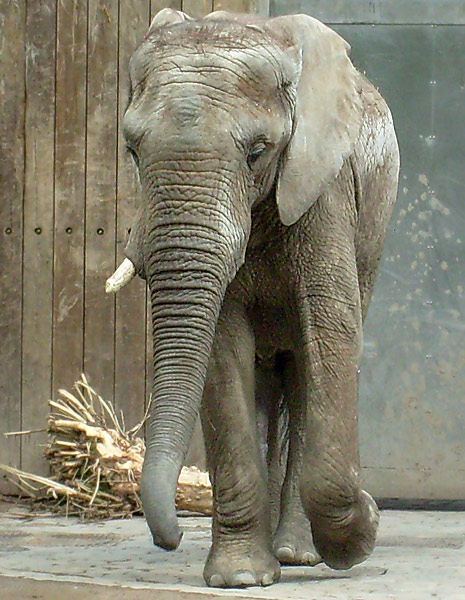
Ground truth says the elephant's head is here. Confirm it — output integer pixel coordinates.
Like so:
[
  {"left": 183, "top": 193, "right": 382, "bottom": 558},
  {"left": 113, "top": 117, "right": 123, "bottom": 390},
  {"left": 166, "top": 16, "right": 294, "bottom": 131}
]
[{"left": 106, "top": 9, "right": 362, "bottom": 550}]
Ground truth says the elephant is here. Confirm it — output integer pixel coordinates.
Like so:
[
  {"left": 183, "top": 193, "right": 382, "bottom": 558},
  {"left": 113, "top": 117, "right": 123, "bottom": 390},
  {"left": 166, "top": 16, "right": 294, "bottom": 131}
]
[{"left": 106, "top": 8, "right": 400, "bottom": 589}]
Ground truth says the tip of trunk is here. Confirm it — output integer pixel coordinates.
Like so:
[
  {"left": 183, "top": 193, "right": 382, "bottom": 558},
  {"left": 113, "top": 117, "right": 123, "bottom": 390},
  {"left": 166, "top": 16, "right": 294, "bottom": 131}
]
[
  {"left": 151, "top": 526, "right": 183, "bottom": 551},
  {"left": 141, "top": 460, "right": 183, "bottom": 551}
]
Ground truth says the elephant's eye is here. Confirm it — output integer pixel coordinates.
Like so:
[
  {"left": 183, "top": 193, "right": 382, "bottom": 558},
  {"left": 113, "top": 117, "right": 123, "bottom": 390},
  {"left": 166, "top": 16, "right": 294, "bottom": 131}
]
[
  {"left": 247, "top": 141, "right": 268, "bottom": 168},
  {"left": 126, "top": 146, "right": 139, "bottom": 169}
]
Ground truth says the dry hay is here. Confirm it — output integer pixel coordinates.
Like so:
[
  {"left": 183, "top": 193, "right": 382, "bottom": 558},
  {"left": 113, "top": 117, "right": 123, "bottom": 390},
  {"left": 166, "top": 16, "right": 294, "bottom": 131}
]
[{"left": 0, "top": 375, "right": 212, "bottom": 519}]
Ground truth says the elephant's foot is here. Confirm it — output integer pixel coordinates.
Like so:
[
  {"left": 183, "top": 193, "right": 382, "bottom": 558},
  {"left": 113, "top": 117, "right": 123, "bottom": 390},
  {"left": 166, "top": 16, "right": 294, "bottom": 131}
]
[
  {"left": 310, "top": 489, "right": 379, "bottom": 570},
  {"left": 204, "top": 541, "right": 281, "bottom": 588},
  {"left": 273, "top": 511, "right": 321, "bottom": 566}
]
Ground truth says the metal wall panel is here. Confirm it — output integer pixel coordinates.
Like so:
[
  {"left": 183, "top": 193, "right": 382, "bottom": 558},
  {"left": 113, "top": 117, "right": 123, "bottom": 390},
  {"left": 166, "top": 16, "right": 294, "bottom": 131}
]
[
  {"left": 273, "top": 1, "right": 465, "bottom": 499},
  {"left": 343, "top": 24, "right": 465, "bottom": 499},
  {"left": 271, "top": 0, "right": 465, "bottom": 24}
]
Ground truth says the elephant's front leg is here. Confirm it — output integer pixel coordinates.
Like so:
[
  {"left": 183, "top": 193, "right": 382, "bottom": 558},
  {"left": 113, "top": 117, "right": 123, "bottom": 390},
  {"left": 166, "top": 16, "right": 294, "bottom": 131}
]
[
  {"left": 201, "top": 298, "right": 280, "bottom": 588},
  {"left": 297, "top": 266, "right": 379, "bottom": 570}
]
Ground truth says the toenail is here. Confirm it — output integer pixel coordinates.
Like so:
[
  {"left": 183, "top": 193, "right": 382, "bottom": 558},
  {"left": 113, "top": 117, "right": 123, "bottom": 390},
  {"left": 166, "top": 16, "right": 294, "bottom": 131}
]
[
  {"left": 303, "top": 551, "right": 321, "bottom": 565},
  {"left": 232, "top": 571, "right": 257, "bottom": 587},
  {"left": 276, "top": 546, "right": 294, "bottom": 562},
  {"left": 303, "top": 552, "right": 312, "bottom": 562},
  {"left": 208, "top": 574, "right": 225, "bottom": 587},
  {"left": 261, "top": 573, "right": 274, "bottom": 586}
]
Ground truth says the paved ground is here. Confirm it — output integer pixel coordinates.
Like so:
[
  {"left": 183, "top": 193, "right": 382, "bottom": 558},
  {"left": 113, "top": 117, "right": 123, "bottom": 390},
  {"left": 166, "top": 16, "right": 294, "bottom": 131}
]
[{"left": 1, "top": 503, "right": 464, "bottom": 599}]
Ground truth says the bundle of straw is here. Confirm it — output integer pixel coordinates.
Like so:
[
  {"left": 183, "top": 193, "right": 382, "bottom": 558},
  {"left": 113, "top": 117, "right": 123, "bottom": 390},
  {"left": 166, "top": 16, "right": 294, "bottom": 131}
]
[{"left": 1, "top": 375, "right": 212, "bottom": 518}]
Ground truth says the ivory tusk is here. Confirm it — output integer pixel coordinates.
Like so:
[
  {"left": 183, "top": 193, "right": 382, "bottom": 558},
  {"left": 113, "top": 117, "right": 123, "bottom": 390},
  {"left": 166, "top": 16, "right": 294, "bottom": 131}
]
[{"left": 105, "top": 258, "right": 136, "bottom": 294}]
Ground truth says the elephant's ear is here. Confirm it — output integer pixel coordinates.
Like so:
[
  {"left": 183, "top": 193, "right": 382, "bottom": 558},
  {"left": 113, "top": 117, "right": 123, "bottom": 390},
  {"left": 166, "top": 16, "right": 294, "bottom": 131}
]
[
  {"left": 146, "top": 8, "right": 192, "bottom": 36},
  {"left": 266, "top": 15, "right": 363, "bottom": 226}
]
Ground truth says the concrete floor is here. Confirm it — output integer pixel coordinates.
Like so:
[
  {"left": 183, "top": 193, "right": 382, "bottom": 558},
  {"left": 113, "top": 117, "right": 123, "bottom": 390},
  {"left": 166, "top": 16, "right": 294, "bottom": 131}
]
[{"left": 1, "top": 503, "right": 464, "bottom": 599}]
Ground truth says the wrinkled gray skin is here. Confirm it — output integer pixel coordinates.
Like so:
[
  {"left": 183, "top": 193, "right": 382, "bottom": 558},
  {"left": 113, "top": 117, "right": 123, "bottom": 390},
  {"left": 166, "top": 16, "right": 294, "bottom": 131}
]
[{"left": 120, "top": 8, "right": 399, "bottom": 589}]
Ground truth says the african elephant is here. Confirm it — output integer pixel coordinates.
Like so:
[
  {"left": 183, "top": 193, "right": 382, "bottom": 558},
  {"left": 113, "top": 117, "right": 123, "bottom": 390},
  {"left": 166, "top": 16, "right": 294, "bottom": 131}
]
[{"left": 106, "top": 8, "right": 399, "bottom": 588}]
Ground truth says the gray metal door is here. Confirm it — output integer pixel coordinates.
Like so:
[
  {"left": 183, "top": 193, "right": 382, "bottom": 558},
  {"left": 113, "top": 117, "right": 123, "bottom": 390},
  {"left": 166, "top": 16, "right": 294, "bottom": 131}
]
[{"left": 271, "top": 1, "right": 465, "bottom": 500}]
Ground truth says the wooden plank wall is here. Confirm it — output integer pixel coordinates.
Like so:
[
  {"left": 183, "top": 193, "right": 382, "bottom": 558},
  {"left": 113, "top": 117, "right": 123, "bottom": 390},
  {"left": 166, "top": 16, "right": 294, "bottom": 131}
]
[
  {"left": 0, "top": 0, "right": 267, "bottom": 493},
  {"left": 0, "top": 0, "right": 26, "bottom": 493},
  {"left": 21, "top": 0, "right": 57, "bottom": 479}
]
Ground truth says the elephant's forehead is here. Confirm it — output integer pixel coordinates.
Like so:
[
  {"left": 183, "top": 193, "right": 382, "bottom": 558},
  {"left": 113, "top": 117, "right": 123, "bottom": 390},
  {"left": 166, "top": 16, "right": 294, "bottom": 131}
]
[{"left": 130, "top": 36, "right": 284, "bottom": 98}]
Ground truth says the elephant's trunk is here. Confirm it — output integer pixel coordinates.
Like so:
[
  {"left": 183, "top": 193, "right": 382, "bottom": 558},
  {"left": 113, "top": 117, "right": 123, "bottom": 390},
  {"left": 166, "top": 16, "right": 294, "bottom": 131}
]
[{"left": 141, "top": 214, "right": 235, "bottom": 550}]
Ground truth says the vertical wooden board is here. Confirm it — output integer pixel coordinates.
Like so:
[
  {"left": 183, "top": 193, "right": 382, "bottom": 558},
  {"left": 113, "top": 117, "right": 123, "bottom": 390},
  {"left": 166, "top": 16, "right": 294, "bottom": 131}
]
[
  {"left": 151, "top": 0, "right": 182, "bottom": 18},
  {"left": 21, "top": 0, "right": 56, "bottom": 476},
  {"left": 114, "top": 1, "right": 150, "bottom": 428},
  {"left": 53, "top": 1, "right": 87, "bottom": 396},
  {"left": 182, "top": 0, "right": 213, "bottom": 18},
  {"left": 185, "top": 419, "right": 207, "bottom": 471},
  {"left": 84, "top": 0, "right": 119, "bottom": 403},
  {"left": 213, "top": 0, "right": 262, "bottom": 13},
  {"left": 0, "top": 0, "right": 25, "bottom": 491}
]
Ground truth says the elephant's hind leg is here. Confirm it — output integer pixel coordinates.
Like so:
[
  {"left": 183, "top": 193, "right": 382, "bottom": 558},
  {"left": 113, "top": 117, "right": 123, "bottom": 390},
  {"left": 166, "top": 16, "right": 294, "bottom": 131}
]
[
  {"left": 269, "top": 353, "right": 321, "bottom": 566},
  {"left": 255, "top": 359, "right": 285, "bottom": 534},
  {"left": 201, "top": 299, "right": 280, "bottom": 588}
]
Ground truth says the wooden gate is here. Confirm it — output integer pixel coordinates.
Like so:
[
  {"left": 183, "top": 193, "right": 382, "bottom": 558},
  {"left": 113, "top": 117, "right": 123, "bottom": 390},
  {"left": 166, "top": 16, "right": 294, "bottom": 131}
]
[{"left": 0, "top": 0, "right": 268, "bottom": 493}]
